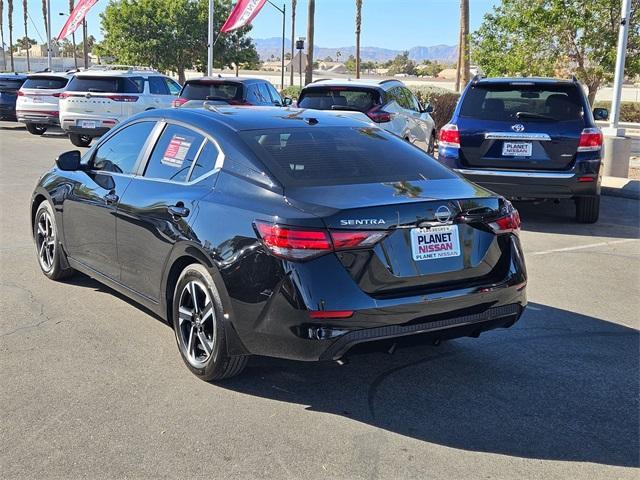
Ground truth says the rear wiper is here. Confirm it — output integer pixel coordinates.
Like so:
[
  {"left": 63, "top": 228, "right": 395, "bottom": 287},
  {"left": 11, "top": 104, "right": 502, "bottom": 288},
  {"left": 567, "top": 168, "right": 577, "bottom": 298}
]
[
  {"left": 515, "top": 111, "right": 554, "bottom": 121},
  {"left": 330, "top": 105, "right": 361, "bottom": 112}
]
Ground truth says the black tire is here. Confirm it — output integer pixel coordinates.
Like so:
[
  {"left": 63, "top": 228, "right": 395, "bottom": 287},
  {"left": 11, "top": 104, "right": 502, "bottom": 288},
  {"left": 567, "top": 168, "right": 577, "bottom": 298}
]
[
  {"left": 427, "top": 131, "right": 436, "bottom": 155},
  {"left": 25, "top": 123, "right": 47, "bottom": 135},
  {"left": 33, "top": 200, "right": 75, "bottom": 280},
  {"left": 172, "top": 264, "right": 248, "bottom": 381},
  {"left": 69, "top": 133, "right": 92, "bottom": 147},
  {"left": 575, "top": 195, "right": 600, "bottom": 223}
]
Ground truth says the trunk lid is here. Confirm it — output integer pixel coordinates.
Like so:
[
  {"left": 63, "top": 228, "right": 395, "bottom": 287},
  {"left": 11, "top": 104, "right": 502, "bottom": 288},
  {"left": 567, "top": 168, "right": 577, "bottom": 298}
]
[{"left": 287, "top": 180, "right": 510, "bottom": 296}]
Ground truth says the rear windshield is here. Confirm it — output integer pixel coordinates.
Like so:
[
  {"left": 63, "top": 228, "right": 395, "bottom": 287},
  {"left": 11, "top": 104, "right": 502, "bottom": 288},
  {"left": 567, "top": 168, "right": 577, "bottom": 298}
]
[
  {"left": 181, "top": 81, "right": 243, "bottom": 101},
  {"left": 0, "top": 79, "right": 25, "bottom": 92},
  {"left": 298, "top": 87, "right": 378, "bottom": 112},
  {"left": 66, "top": 76, "right": 144, "bottom": 94},
  {"left": 240, "top": 126, "right": 454, "bottom": 187},
  {"left": 460, "top": 84, "right": 584, "bottom": 122},
  {"left": 23, "top": 76, "right": 69, "bottom": 90}
]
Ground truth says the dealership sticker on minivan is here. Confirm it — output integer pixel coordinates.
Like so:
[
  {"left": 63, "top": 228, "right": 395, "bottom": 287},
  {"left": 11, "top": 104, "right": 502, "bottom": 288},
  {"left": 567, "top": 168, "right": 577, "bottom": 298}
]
[
  {"left": 411, "top": 225, "right": 461, "bottom": 261},
  {"left": 502, "top": 142, "right": 532, "bottom": 157}
]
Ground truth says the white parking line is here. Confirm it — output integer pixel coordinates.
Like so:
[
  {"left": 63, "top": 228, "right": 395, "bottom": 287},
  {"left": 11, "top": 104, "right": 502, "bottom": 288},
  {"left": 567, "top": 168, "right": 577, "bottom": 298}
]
[{"left": 530, "top": 238, "right": 639, "bottom": 256}]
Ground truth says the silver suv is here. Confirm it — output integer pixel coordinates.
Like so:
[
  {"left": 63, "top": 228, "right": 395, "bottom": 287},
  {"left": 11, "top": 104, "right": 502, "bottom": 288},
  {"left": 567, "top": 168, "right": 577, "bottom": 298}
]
[{"left": 298, "top": 79, "right": 436, "bottom": 154}]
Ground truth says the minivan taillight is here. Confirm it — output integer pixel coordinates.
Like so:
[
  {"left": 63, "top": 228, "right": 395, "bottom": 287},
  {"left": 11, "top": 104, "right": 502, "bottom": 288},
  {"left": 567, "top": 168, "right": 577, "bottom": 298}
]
[
  {"left": 17, "top": 90, "right": 24, "bottom": 96},
  {"left": 439, "top": 123, "right": 460, "bottom": 148},
  {"left": 255, "top": 222, "right": 388, "bottom": 261},
  {"left": 366, "top": 105, "right": 391, "bottom": 123},
  {"left": 59, "top": 92, "right": 70, "bottom": 99},
  {"left": 577, "top": 128, "right": 603, "bottom": 152},
  {"left": 172, "top": 97, "right": 189, "bottom": 107}
]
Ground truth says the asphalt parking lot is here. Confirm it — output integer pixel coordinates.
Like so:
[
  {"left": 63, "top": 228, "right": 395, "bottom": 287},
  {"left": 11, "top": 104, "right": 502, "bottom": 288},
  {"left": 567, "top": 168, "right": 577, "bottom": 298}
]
[{"left": 1, "top": 123, "right": 638, "bottom": 480}]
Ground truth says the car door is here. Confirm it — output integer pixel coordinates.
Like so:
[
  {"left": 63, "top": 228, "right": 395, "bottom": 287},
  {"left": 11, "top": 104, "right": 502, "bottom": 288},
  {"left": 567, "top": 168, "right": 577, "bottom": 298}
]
[
  {"left": 62, "top": 120, "right": 157, "bottom": 280},
  {"left": 403, "top": 87, "right": 434, "bottom": 151},
  {"left": 148, "top": 76, "right": 170, "bottom": 109},
  {"left": 396, "top": 87, "right": 429, "bottom": 150},
  {"left": 116, "top": 122, "right": 221, "bottom": 301}
]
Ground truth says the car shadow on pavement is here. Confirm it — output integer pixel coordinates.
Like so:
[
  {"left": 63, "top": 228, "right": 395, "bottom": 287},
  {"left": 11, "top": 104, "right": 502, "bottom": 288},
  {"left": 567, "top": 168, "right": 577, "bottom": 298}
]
[
  {"left": 515, "top": 197, "right": 640, "bottom": 239},
  {"left": 216, "top": 303, "right": 639, "bottom": 468}
]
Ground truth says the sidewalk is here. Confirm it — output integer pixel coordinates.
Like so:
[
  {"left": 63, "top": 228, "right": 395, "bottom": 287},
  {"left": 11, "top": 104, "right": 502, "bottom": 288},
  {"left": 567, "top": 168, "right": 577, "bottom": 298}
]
[{"left": 602, "top": 176, "right": 640, "bottom": 200}]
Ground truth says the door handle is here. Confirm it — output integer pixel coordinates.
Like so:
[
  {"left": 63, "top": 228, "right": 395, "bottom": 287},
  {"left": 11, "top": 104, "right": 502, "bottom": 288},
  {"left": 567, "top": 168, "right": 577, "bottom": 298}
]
[
  {"left": 103, "top": 192, "right": 119, "bottom": 205},
  {"left": 168, "top": 204, "right": 190, "bottom": 218}
]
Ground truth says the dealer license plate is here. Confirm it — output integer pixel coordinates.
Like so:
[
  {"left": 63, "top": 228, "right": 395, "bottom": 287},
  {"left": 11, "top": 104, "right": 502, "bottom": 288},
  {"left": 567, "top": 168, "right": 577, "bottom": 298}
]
[
  {"left": 502, "top": 141, "right": 532, "bottom": 157},
  {"left": 411, "top": 225, "right": 461, "bottom": 261},
  {"left": 79, "top": 120, "right": 97, "bottom": 129}
]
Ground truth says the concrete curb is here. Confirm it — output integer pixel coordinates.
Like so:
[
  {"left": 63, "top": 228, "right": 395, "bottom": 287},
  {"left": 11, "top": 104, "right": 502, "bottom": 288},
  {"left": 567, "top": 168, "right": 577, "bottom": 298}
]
[{"left": 601, "top": 176, "right": 640, "bottom": 200}]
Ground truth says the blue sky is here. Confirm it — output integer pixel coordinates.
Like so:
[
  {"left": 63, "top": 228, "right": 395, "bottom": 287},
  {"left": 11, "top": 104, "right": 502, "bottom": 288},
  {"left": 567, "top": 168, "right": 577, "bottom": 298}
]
[{"left": 2, "top": 0, "right": 498, "bottom": 50}]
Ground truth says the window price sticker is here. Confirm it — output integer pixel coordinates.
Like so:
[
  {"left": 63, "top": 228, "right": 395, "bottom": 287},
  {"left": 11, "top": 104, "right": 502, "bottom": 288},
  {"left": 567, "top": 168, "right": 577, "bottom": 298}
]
[{"left": 161, "top": 135, "right": 193, "bottom": 168}]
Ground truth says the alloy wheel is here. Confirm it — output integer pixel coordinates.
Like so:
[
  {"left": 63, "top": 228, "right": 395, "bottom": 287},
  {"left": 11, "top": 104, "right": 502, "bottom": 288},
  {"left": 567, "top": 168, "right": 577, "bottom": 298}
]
[
  {"left": 178, "top": 280, "right": 217, "bottom": 368},
  {"left": 36, "top": 211, "right": 56, "bottom": 271}
]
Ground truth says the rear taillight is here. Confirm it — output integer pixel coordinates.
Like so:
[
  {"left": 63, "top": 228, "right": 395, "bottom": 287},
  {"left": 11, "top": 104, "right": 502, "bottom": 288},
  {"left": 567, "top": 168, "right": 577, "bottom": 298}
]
[
  {"left": 439, "top": 123, "right": 460, "bottom": 148},
  {"left": 52, "top": 93, "right": 61, "bottom": 98},
  {"left": 108, "top": 95, "right": 139, "bottom": 102},
  {"left": 366, "top": 105, "right": 391, "bottom": 123},
  {"left": 255, "top": 222, "right": 388, "bottom": 261},
  {"left": 17, "top": 90, "right": 24, "bottom": 96},
  {"left": 577, "top": 128, "right": 603, "bottom": 152},
  {"left": 309, "top": 310, "right": 354, "bottom": 319},
  {"left": 58, "top": 92, "right": 71, "bottom": 99},
  {"left": 489, "top": 208, "right": 521, "bottom": 234},
  {"left": 172, "top": 97, "right": 189, "bottom": 108}
]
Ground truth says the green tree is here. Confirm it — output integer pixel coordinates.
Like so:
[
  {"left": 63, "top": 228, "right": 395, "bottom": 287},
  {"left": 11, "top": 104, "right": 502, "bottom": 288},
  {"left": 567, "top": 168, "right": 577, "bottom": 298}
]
[
  {"left": 99, "top": 0, "right": 259, "bottom": 83},
  {"left": 388, "top": 51, "right": 416, "bottom": 75},
  {"left": 344, "top": 54, "right": 356, "bottom": 72},
  {"left": 472, "top": 0, "right": 640, "bottom": 104}
]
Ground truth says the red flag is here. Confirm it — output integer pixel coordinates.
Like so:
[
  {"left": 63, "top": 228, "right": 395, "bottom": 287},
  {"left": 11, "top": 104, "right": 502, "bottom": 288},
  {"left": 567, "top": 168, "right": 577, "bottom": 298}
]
[
  {"left": 57, "top": 0, "right": 98, "bottom": 40},
  {"left": 220, "top": 0, "right": 267, "bottom": 33}
]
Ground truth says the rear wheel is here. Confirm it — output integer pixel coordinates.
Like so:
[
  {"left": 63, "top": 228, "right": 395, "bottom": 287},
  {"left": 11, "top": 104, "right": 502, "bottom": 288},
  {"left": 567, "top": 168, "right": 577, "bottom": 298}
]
[
  {"left": 33, "top": 200, "right": 75, "bottom": 280},
  {"left": 575, "top": 195, "right": 600, "bottom": 223},
  {"left": 26, "top": 123, "right": 47, "bottom": 135},
  {"left": 69, "top": 133, "right": 92, "bottom": 147},
  {"left": 172, "top": 264, "right": 247, "bottom": 381}
]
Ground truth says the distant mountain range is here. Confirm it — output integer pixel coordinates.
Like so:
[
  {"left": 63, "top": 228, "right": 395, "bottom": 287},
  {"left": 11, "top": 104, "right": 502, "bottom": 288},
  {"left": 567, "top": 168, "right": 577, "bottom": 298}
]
[{"left": 253, "top": 37, "right": 457, "bottom": 63}]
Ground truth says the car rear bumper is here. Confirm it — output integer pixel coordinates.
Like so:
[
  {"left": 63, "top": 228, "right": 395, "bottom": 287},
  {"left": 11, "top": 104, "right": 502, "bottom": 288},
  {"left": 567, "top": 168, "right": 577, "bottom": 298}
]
[
  {"left": 17, "top": 110, "right": 60, "bottom": 126},
  {"left": 63, "top": 125, "right": 111, "bottom": 137},
  {"left": 60, "top": 115, "right": 118, "bottom": 136},
  {"left": 227, "top": 235, "right": 527, "bottom": 362},
  {"left": 453, "top": 168, "right": 601, "bottom": 199}
]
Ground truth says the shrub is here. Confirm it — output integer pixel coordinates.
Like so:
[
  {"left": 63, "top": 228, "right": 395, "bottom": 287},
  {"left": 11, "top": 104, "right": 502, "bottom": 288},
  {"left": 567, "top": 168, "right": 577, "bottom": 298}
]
[
  {"left": 593, "top": 101, "right": 640, "bottom": 123},
  {"left": 409, "top": 85, "right": 460, "bottom": 130},
  {"left": 281, "top": 85, "right": 301, "bottom": 99}
]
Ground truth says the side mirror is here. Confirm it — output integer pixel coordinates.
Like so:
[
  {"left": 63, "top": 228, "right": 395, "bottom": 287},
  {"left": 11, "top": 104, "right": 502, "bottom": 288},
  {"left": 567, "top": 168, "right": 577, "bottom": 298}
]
[
  {"left": 593, "top": 107, "right": 609, "bottom": 121},
  {"left": 56, "top": 150, "right": 82, "bottom": 171},
  {"left": 282, "top": 97, "right": 293, "bottom": 107},
  {"left": 421, "top": 102, "right": 434, "bottom": 114}
]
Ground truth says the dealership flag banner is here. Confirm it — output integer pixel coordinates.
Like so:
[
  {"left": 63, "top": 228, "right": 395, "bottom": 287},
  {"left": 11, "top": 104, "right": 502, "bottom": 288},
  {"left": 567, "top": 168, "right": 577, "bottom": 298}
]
[
  {"left": 57, "top": 0, "right": 99, "bottom": 40},
  {"left": 220, "top": 0, "right": 268, "bottom": 33}
]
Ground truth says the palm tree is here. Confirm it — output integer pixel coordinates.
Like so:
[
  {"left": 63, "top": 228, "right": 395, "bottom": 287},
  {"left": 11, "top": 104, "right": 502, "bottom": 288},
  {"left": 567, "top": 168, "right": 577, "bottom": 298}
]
[
  {"left": 289, "top": 0, "right": 296, "bottom": 87},
  {"left": 455, "top": 0, "right": 470, "bottom": 91},
  {"left": 8, "top": 0, "right": 14, "bottom": 71},
  {"left": 22, "top": 0, "right": 29, "bottom": 70},
  {"left": 0, "top": 1, "right": 6, "bottom": 70},
  {"left": 304, "top": 0, "right": 314, "bottom": 85},
  {"left": 41, "top": 0, "right": 47, "bottom": 58},
  {"left": 355, "top": 0, "right": 362, "bottom": 79}
]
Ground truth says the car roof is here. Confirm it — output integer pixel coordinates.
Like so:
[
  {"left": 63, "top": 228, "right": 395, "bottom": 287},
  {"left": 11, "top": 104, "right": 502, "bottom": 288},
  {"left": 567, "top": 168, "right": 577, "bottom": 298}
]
[
  {"left": 185, "top": 76, "right": 265, "bottom": 84},
  {"left": 0, "top": 73, "right": 28, "bottom": 80},
  {"left": 475, "top": 76, "right": 578, "bottom": 86},
  {"left": 26, "top": 71, "right": 73, "bottom": 79},
  {"left": 302, "top": 78, "right": 404, "bottom": 90},
  {"left": 136, "top": 106, "right": 372, "bottom": 132},
  {"left": 73, "top": 69, "right": 161, "bottom": 78}
]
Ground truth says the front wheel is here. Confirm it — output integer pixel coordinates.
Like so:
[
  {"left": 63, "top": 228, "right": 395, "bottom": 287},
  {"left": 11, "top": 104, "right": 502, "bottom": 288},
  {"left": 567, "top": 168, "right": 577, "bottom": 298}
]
[
  {"left": 575, "top": 195, "right": 600, "bottom": 223},
  {"left": 172, "top": 264, "right": 248, "bottom": 381},
  {"left": 69, "top": 133, "right": 92, "bottom": 147},
  {"left": 33, "top": 200, "right": 75, "bottom": 280},
  {"left": 26, "top": 123, "right": 47, "bottom": 135}
]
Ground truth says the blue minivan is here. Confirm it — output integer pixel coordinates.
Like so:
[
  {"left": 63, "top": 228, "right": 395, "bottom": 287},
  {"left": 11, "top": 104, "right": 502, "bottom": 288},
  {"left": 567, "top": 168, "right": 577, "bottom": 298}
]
[
  {"left": 0, "top": 73, "right": 28, "bottom": 121},
  {"left": 438, "top": 76, "right": 606, "bottom": 223}
]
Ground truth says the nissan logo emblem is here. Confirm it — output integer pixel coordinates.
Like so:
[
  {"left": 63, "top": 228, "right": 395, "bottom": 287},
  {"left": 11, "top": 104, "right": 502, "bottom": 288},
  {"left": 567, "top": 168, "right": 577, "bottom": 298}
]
[
  {"left": 435, "top": 205, "right": 452, "bottom": 223},
  {"left": 511, "top": 123, "right": 525, "bottom": 132}
]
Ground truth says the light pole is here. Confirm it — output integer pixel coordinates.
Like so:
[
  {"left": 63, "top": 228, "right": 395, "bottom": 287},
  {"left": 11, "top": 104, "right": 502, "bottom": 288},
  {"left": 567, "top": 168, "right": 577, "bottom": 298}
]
[
  {"left": 296, "top": 37, "right": 304, "bottom": 88},
  {"left": 59, "top": 12, "right": 79, "bottom": 69},
  {"left": 46, "top": 0, "right": 52, "bottom": 69},
  {"left": 607, "top": 0, "right": 632, "bottom": 134},
  {"left": 207, "top": 0, "right": 214, "bottom": 76}
]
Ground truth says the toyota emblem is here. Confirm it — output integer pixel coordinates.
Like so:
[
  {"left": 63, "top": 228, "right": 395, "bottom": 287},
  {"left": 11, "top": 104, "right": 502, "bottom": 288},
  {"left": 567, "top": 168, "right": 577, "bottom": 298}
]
[{"left": 511, "top": 123, "right": 525, "bottom": 132}]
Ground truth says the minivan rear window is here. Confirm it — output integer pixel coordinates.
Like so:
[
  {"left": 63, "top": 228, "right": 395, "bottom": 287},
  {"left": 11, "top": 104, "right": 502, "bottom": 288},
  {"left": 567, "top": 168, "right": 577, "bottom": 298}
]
[
  {"left": 66, "top": 76, "right": 144, "bottom": 94},
  {"left": 460, "top": 84, "right": 584, "bottom": 122},
  {"left": 23, "top": 76, "right": 69, "bottom": 90},
  {"left": 181, "top": 81, "right": 243, "bottom": 101},
  {"left": 240, "top": 126, "right": 454, "bottom": 187},
  {"left": 298, "top": 87, "right": 378, "bottom": 112}
]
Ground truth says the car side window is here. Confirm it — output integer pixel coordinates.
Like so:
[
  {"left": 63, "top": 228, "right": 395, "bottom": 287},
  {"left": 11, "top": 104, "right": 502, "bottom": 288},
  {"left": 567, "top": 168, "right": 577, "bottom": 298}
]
[
  {"left": 149, "top": 76, "right": 169, "bottom": 95},
  {"left": 189, "top": 141, "right": 219, "bottom": 181},
  {"left": 403, "top": 88, "right": 420, "bottom": 112},
  {"left": 91, "top": 122, "right": 156, "bottom": 174},
  {"left": 266, "top": 83, "right": 282, "bottom": 105},
  {"left": 144, "top": 124, "right": 205, "bottom": 182},
  {"left": 385, "top": 87, "right": 401, "bottom": 106},
  {"left": 257, "top": 83, "right": 272, "bottom": 105},
  {"left": 164, "top": 77, "right": 181, "bottom": 95},
  {"left": 396, "top": 87, "right": 413, "bottom": 110},
  {"left": 245, "top": 85, "right": 259, "bottom": 104}
]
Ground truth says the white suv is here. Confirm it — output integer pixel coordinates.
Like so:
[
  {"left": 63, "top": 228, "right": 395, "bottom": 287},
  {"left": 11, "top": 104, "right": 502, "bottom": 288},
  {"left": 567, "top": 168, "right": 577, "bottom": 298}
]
[
  {"left": 16, "top": 71, "right": 72, "bottom": 135},
  {"left": 59, "top": 67, "right": 181, "bottom": 147}
]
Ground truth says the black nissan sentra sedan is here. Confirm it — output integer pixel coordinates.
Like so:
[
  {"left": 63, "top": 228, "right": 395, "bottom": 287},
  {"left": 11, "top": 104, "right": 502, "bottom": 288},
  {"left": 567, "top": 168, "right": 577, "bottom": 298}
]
[{"left": 31, "top": 106, "right": 527, "bottom": 381}]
